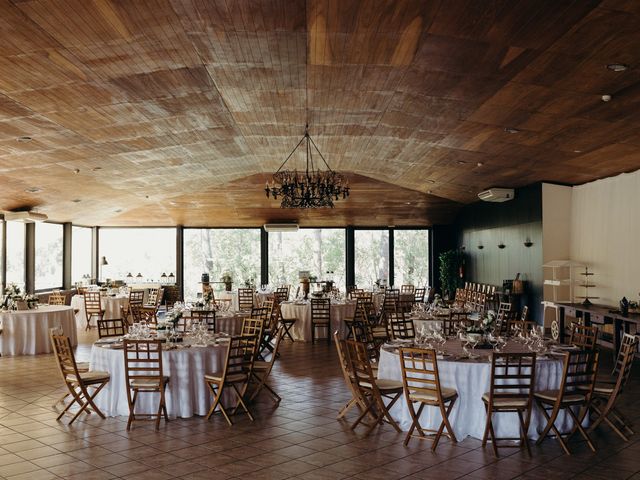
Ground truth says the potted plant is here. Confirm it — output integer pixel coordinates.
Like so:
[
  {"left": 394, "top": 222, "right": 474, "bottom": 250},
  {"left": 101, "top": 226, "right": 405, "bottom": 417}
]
[
  {"left": 438, "top": 249, "right": 465, "bottom": 300},
  {"left": 220, "top": 272, "right": 233, "bottom": 292}
]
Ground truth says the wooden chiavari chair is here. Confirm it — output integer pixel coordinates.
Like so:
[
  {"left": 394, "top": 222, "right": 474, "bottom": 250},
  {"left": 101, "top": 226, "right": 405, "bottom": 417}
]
[
  {"left": 398, "top": 347, "right": 458, "bottom": 450},
  {"left": 345, "top": 340, "right": 403, "bottom": 435},
  {"left": 50, "top": 333, "right": 110, "bottom": 425},
  {"left": 123, "top": 339, "right": 169, "bottom": 430},
  {"left": 83, "top": 291, "right": 104, "bottom": 330},
  {"left": 96, "top": 318, "right": 126, "bottom": 338},
  {"left": 569, "top": 323, "right": 598, "bottom": 350},
  {"left": 190, "top": 309, "right": 216, "bottom": 332},
  {"left": 414, "top": 287, "right": 426, "bottom": 303},
  {"left": 401, "top": 284, "right": 415, "bottom": 295},
  {"left": 258, "top": 299, "right": 278, "bottom": 358},
  {"left": 387, "top": 310, "right": 415, "bottom": 340},
  {"left": 482, "top": 352, "right": 537, "bottom": 456},
  {"left": 121, "top": 290, "right": 144, "bottom": 325},
  {"left": 587, "top": 333, "right": 638, "bottom": 441},
  {"left": 346, "top": 285, "right": 358, "bottom": 297},
  {"left": 48, "top": 291, "right": 66, "bottom": 305},
  {"left": 378, "top": 289, "right": 399, "bottom": 325},
  {"left": 249, "top": 324, "right": 284, "bottom": 404},
  {"left": 350, "top": 320, "right": 380, "bottom": 363},
  {"left": 238, "top": 288, "right": 254, "bottom": 311},
  {"left": 335, "top": 331, "right": 367, "bottom": 420},
  {"left": 275, "top": 287, "right": 289, "bottom": 304},
  {"left": 534, "top": 349, "right": 599, "bottom": 454},
  {"left": 311, "top": 298, "right": 331, "bottom": 344},
  {"left": 205, "top": 335, "right": 258, "bottom": 425}
]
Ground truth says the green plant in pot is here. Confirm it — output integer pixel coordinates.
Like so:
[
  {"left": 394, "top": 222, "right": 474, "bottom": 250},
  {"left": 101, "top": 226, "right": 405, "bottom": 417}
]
[{"left": 438, "top": 249, "right": 464, "bottom": 300}]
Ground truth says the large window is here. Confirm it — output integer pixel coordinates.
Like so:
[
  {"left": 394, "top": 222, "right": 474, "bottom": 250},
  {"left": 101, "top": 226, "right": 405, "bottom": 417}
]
[
  {"left": 394, "top": 229, "right": 429, "bottom": 288},
  {"left": 35, "top": 222, "right": 64, "bottom": 290},
  {"left": 99, "top": 228, "right": 176, "bottom": 282},
  {"left": 269, "top": 229, "right": 345, "bottom": 292},
  {"left": 72, "top": 226, "right": 92, "bottom": 284},
  {"left": 354, "top": 229, "right": 390, "bottom": 289},
  {"left": 184, "top": 229, "right": 261, "bottom": 300},
  {"left": 5, "top": 222, "right": 25, "bottom": 289}
]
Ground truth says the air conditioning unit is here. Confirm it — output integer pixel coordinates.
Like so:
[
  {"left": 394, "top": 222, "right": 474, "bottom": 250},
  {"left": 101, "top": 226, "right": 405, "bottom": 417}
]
[
  {"left": 477, "top": 188, "right": 515, "bottom": 203},
  {"left": 3, "top": 210, "right": 48, "bottom": 222},
  {"left": 263, "top": 223, "right": 299, "bottom": 233}
]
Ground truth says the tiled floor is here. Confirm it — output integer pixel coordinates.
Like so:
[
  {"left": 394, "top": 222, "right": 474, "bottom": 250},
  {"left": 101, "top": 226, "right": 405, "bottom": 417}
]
[{"left": 1, "top": 332, "right": 639, "bottom": 480}]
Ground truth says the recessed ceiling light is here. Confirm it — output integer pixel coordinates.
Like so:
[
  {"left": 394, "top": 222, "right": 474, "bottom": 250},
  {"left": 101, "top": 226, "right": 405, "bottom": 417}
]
[
  {"left": 92, "top": 166, "right": 102, "bottom": 171},
  {"left": 573, "top": 149, "right": 582, "bottom": 153},
  {"left": 477, "top": 162, "right": 484, "bottom": 167},
  {"left": 17, "top": 136, "right": 32, "bottom": 143},
  {"left": 606, "top": 63, "right": 628, "bottom": 72},
  {"left": 25, "top": 187, "right": 42, "bottom": 193},
  {"left": 457, "top": 160, "right": 466, "bottom": 165},
  {"left": 504, "top": 127, "right": 520, "bottom": 134},
  {"left": 405, "top": 202, "right": 412, "bottom": 205},
  {"left": 115, "top": 209, "right": 122, "bottom": 213},
  {"left": 601, "top": 94, "right": 612, "bottom": 102},
  {"left": 427, "top": 190, "right": 433, "bottom": 194},
  {"left": 72, "top": 199, "right": 82, "bottom": 203}
]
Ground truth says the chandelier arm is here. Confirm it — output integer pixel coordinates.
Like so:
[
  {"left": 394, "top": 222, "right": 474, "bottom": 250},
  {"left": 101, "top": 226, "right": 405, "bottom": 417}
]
[
  {"left": 307, "top": 134, "right": 334, "bottom": 172},
  {"left": 275, "top": 134, "right": 307, "bottom": 174}
]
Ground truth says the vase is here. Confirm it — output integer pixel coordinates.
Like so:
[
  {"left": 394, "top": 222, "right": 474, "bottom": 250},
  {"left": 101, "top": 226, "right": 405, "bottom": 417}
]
[{"left": 224, "top": 281, "right": 232, "bottom": 292}]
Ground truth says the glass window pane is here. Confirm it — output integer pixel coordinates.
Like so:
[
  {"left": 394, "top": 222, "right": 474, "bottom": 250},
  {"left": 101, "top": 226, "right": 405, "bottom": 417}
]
[
  {"left": 35, "top": 223, "right": 64, "bottom": 290},
  {"left": 354, "top": 230, "right": 389, "bottom": 289},
  {"left": 184, "top": 229, "right": 261, "bottom": 300},
  {"left": 99, "top": 228, "right": 176, "bottom": 282},
  {"left": 5, "top": 222, "right": 25, "bottom": 289},
  {"left": 394, "top": 230, "right": 429, "bottom": 288},
  {"left": 269, "top": 229, "right": 345, "bottom": 292},
  {"left": 72, "top": 226, "right": 93, "bottom": 284}
]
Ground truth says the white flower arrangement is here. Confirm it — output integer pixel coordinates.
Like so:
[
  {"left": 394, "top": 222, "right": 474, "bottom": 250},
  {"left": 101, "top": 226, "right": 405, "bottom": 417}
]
[
  {"left": 158, "top": 305, "right": 186, "bottom": 330},
  {"left": 467, "top": 310, "right": 496, "bottom": 334},
  {"left": 4, "top": 283, "right": 21, "bottom": 298}
]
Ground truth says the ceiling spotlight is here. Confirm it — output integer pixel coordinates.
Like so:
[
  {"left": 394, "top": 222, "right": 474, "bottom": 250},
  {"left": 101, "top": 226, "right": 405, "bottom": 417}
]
[
  {"left": 17, "top": 136, "right": 32, "bottom": 143},
  {"left": 606, "top": 63, "right": 628, "bottom": 72},
  {"left": 504, "top": 127, "right": 520, "bottom": 134},
  {"left": 601, "top": 94, "right": 612, "bottom": 102},
  {"left": 476, "top": 162, "right": 484, "bottom": 167},
  {"left": 72, "top": 199, "right": 82, "bottom": 203}
]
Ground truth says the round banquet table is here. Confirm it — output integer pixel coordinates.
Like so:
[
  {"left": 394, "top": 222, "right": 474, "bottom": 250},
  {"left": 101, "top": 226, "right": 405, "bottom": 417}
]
[
  {"left": 0, "top": 305, "right": 77, "bottom": 356},
  {"left": 216, "top": 291, "right": 239, "bottom": 311},
  {"left": 71, "top": 294, "right": 129, "bottom": 329},
  {"left": 376, "top": 340, "right": 572, "bottom": 441},
  {"left": 215, "top": 312, "right": 246, "bottom": 335},
  {"left": 90, "top": 342, "right": 227, "bottom": 418},
  {"left": 279, "top": 300, "right": 356, "bottom": 341}
]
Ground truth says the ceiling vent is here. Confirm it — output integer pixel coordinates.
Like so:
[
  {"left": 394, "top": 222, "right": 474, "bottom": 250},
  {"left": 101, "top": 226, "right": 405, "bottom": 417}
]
[
  {"left": 263, "top": 223, "right": 299, "bottom": 233},
  {"left": 3, "top": 210, "right": 48, "bottom": 222},
  {"left": 478, "top": 188, "right": 515, "bottom": 203}
]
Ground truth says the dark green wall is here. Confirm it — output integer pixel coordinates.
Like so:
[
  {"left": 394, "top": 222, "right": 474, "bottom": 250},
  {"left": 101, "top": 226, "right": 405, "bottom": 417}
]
[{"left": 454, "top": 184, "right": 543, "bottom": 322}]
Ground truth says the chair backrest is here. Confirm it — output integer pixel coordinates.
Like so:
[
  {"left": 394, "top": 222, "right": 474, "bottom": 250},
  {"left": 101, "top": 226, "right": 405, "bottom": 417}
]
[
  {"left": 520, "top": 305, "right": 529, "bottom": 321},
  {"left": 50, "top": 334, "right": 82, "bottom": 382},
  {"left": 350, "top": 321, "right": 379, "bottom": 362},
  {"left": 569, "top": 324, "right": 598, "bottom": 350},
  {"left": 398, "top": 347, "right": 445, "bottom": 403},
  {"left": 274, "top": 288, "right": 289, "bottom": 304},
  {"left": 221, "top": 335, "right": 258, "bottom": 382},
  {"left": 241, "top": 317, "right": 264, "bottom": 344},
  {"left": 261, "top": 299, "right": 277, "bottom": 328},
  {"left": 613, "top": 333, "right": 638, "bottom": 377},
  {"left": 486, "top": 352, "right": 536, "bottom": 407},
  {"left": 84, "top": 291, "right": 102, "bottom": 315},
  {"left": 191, "top": 309, "right": 216, "bottom": 332},
  {"left": 401, "top": 284, "right": 415, "bottom": 295},
  {"left": 311, "top": 298, "right": 331, "bottom": 324},
  {"left": 123, "top": 340, "right": 164, "bottom": 392},
  {"left": 498, "top": 302, "right": 511, "bottom": 315},
  {"left": 49, "top": 291, "right": 66, "bottom": 305},
  {"left": 97, "top": 318, "right": 126, "bottom": 338},
  {"left": 388, "top": 311, "right": 415, "bottom": 339},
  {"left": 238, "top": 288, "right": 254, "bottom": 310},
  {"left": 396, "top": 298, "right": 413, "bottom": 314},
  {"left": 128, "top": 289, "right": 144, "bottom": 306},
  {"left": 557, "top": 349, "right": 599, "bottom": 403},
  {"left": 414, "top": 287, "right": 426, "bottom": 303},
  {"left": 345, "top": 340, "right": 378, "bottom": 393},
  {"left": 146, "top": 288, "right": 160, "bottom": 307}
]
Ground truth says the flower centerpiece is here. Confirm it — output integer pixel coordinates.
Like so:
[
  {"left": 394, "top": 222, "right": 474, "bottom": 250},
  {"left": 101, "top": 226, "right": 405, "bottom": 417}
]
[
  {"left": 432, "top": 293, "right": 445, "bottom": 308},
  {"left": 203, "top": 288, "right": 214, "bottom": 307},
  {"left": 465, "top": 310, "right": 496, "bottom": 341},
  {"left": 3, "top": 283, "right": 22, "bottom": 310},
  {"left": 221, "top": 272, "right": 233, "bottom": 292},
  {"left": 157, "top": 305, "right": 186, "bottom": 334},
  {"left": 25, "top": 294, "right": 38, "bottom": 310}
]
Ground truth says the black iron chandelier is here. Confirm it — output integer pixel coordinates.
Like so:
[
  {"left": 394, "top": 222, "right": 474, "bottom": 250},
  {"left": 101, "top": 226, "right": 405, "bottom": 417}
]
[{"left": 265, "top": 126, "right": 349, "bottom": 208}]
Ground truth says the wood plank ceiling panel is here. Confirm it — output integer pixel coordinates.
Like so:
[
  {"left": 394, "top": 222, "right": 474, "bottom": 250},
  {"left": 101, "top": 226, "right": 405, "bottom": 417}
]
[{"left": 0, "top": 0, "right": 637, "bottom": 226}]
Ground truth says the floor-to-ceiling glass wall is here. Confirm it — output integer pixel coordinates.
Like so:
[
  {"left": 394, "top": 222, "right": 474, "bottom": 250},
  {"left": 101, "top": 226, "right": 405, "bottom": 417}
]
[
  {"left": 72, "top": 226, "right": 93, "bottom": 285},
  {"left": 268, "top": 229, "right": 346, "bottom": 293},
  {"left": 99, "top": 228, "right": 176, "bottom": 283},
  {"left": 354, "top": 229, "right": 390, "bottom": 289},
  {"left": 183, "top": 229, "right": 261, "bottom": 300},
  {"left": 35, "top": 222, "right": 63, "bottom": 290},
  {"left": 394, "top": 229, "right": 430, "bottom": 288},
  {"left": 5, "top": 222, "right": 25, "bottom": 290}
]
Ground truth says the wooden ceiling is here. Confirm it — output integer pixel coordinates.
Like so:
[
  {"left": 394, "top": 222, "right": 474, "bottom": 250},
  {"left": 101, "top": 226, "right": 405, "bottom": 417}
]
[{"left": 0, "top": 0, "right": 638, "bottom": 227}]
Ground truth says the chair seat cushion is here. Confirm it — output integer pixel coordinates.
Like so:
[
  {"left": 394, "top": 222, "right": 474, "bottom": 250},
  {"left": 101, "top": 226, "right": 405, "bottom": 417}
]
[
  {"left": 359, "top": 378, "right": 403, "bottom": 392},
  {"left": 76, "top": 362, "right": 90, "bottom": 372},
  {"left": 409, "top": 386, "right": 457, "bottom": 403},
  {"left": 253, "top": 361, "right": 270, "bottom": 370},
  {"left": 482, "top": 393, "right": 529, "bottom": 408},
  {"left": 66, "top": 370, "right": 110, "bottom": 385},
  {"left": 130, "top": 376, "right": 169, "bottom": 389},
  {"left": 534, "top": 389, "right": 585, "bottom": 404},
  {"left": 205, "top": 372, "right": 247, "bottom": 383}
]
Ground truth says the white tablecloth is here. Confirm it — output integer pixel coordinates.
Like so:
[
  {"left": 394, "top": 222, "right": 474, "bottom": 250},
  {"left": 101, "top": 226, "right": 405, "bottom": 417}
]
[
  {"left": 0, "top": 305, "right": 77, "bottom": 356},
  {"left": 71, "top": 294, "right": 129, "bottom": 328},
  {"left": 216, "top": 291, "right": 239, "bottom": 311},
  {"left": 90, "top": 343, "right": 227, "bottom": 418},
  {"left": 279, "top": 300, "right": 356, "bottom": 341},
  {"left": 377, "top": 348, "right": 571, "bottom": 441},
  {"left": 216, "top": 312, "right": 246, "bottom": 335}
]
